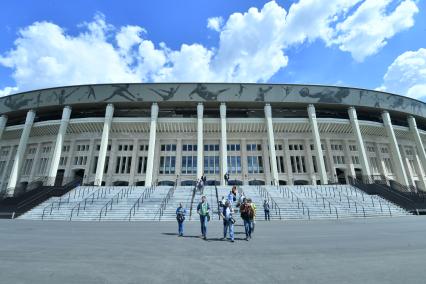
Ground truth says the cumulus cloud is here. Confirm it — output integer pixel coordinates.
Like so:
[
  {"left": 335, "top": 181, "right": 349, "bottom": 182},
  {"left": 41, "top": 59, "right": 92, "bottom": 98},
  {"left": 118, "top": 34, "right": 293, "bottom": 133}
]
[
  {"left": 331, "top": 0, "right": 419, "bottom": 61},
  {"left": 207, "top": 17, "right": 223, "bottom": 32},
  {"left": 0, "top": 0, "right": 420, "bottom": 96},
  {"left": 379, "top": 48, "right": 426, "bottom": 101}
]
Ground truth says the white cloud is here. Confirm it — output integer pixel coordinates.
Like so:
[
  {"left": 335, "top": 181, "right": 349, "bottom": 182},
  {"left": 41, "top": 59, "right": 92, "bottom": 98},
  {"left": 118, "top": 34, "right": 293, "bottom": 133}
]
[
  {"left": 331, "top": 0, "right": 419, "bottom": 61},
  {"left": 207, "top": 17, "right": 223, "bottom": 32},
  {"left": 0, "top": 86, "right": 18, "bottom": 97},
  {"left": 0, "top": 17, "right": 140, "bottom": 94},
  {"left": 0, "top": 1, "right": 420, "bottom": 96},
  {"left": 379, "top": 48, "right": 426, "bottom": 100},
  {"left": 212, "top": 1, "right": 288, "bottom": 82},
  {"left": 283, "top": 0, "right": 362, "bottom": 46}
]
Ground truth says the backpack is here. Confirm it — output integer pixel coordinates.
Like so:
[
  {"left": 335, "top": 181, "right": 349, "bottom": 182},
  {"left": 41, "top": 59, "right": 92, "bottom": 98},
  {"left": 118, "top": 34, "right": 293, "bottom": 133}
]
[
  {"left": 241, "top": 203, "right": 254, "bottom": 220},
  {"left": 176, "top": 209, "right": 185, "bottom": 222},
  {"left": 246, "top": 204, "right": 254, "bottom": 219},
  {"left": 264, "top": 203, "right": 270, "bottom": 211}
]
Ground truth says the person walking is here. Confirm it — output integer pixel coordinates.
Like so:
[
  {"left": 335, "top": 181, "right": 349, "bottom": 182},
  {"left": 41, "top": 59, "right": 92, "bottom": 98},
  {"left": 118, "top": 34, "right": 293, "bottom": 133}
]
[
  {"left": 263, "top": 199, "right": 271, "bottom": 221},
  {"left": 176, "top": 203, "right": 186, "bottom": 237},
  {"left": 240, "top": 198, "right": 254, "bottom": 241},
  {"left": 248, "top": 198, "right": 256, "bottom": 233},
  {"left": 197, "top": 196, "right": 210, "bottom": 240},
  {"left": 220, "top": 201, "right": 235, "bottom": 242}
]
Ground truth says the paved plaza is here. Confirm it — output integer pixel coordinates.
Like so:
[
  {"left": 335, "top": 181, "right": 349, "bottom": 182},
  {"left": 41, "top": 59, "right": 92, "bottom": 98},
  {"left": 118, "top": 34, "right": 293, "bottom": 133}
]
[{"left": 1, "top": 217, "right": 425, "bottom": 283}]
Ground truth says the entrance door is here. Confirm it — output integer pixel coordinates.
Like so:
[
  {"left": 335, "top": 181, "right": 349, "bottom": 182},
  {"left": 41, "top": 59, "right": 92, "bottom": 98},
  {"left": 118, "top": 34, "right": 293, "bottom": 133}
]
[
  {"left": 73, "top": 169, "right": 85, "bottom": 184},
  {"left": 354, "top": 168, "right": 363, "bottom": 180},
  {"left": 54, "top": 169, "right": 65, "bottom": 186},
  {"left": 335, "top": 168, "right": 346, "bottom": 184}
]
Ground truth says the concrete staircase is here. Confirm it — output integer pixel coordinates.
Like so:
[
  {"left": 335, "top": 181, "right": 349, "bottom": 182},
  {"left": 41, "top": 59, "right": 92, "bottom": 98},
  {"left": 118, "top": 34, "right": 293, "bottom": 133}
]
[{"left": 18, "top": 185, "right": 410, "bottom": 221}]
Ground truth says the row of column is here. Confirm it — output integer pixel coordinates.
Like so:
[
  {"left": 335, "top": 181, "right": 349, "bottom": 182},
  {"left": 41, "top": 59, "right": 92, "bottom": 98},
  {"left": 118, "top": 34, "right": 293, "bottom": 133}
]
[{"left": 1, "top": 103, "right": 426, "bottom": 194}]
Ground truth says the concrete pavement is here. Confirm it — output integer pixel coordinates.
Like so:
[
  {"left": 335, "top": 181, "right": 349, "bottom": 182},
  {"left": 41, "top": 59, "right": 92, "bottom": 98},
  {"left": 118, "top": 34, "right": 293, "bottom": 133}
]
[{"left": 0, "top": 217, "right": 425, "bottom": 283}]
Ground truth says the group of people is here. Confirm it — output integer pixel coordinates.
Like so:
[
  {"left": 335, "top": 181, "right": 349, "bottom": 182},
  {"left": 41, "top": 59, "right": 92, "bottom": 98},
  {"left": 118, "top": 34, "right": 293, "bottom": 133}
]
[{"left": 175, "top": 185, "right": 272, "bottom": 242}]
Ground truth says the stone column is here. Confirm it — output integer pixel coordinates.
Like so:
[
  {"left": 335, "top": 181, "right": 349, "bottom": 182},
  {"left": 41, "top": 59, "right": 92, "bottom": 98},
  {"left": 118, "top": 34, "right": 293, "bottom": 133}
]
[
  {"left": 304, "top": 139, "right": 316, "bottom": 185},
  {"left": 196, "top": 103, "right": 204, "bottom": 180},
  {"left": 264, "top": 104, "right": 278, "bottom": 185},
  {"left": 129, "top": 139, "right": 138, "bottom": 185},
  {"left": 94, "top": 104, "right": 114, "bottom": 186},
  {"left": 7, "top": 110, "right": 36, "bottom": 195},
  {"left": 262, "top": 138, "right": 272, "bottom": 185},
  {"left": 374, "top": 142, "right": 387, "bottom": 176},
  {"left": 0, "top": 115, "right": 7, "bottom": 140},
  {"left": 283, "top": 139, "right": 294, "bottom": 185},
  {"left": 28, "top": 143, "right": 42, "bottom": 182},
  {"left": 382, "top": 111, "right": 409, "bottom": 187},
  {"left": 307, "top": 104, "right": 327, "bottom": 184},
  {"left": 348, "top": 107, "right": 371, "bottom": 177},
  {"left": 85, "top": 138, "right": 96, "bottom": 183},
  {"left": 220, "top": 103, "right": 228, "bottom": 185},
  {"left": 175, "top": 138, "right": 182, "bottom": 185},
  {"left": 413, "top": 153, "right": 426, "bottom": 191},
  {"left": 399, "top": 145, "right": 415, "bottom": 187},
  {"left": 324, "top": 139, "right": 336, "bottom": 182},
  {"left": 46, "top": 106, "right": 71, "bottom": 186},
  {"left": 145, "top": 103, "right": 159, "bottom": 187},
  {"left": 343, "top": 140, "right": 356, "bottom": 179},
  {"left": 241, "top": 138, "right": 248, "bottom": 185},
  {"left": 408, "top": 116, "right": 426, "bottom": 188}
]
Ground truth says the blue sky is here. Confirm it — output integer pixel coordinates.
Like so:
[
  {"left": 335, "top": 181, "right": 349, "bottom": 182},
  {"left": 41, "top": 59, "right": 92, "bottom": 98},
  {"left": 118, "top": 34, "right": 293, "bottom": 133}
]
[{"left": 0, "top": 0, "right": 425, "bottom": 101}]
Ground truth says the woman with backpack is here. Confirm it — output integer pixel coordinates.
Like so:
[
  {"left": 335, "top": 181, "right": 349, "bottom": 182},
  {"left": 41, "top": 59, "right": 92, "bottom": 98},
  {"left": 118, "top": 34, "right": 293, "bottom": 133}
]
[
  {"left": 220, "top": 200, "right": 235, "bottom": 242},
  {"left": 176, "top": 203, "right": 186, "bottom": 237},
  {"left": 240, "top": 198, "right": 254, "bottom": 241}
]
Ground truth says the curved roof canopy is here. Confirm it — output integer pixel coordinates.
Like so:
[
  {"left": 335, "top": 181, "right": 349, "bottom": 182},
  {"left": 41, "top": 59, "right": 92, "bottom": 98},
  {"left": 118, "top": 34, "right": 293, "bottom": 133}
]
[{"left": 0, "top": 83, "right": 425, "bottom": 118}]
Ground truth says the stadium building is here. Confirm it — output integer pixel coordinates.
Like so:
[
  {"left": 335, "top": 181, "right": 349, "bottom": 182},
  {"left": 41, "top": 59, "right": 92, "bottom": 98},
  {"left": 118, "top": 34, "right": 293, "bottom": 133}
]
[{"left": 0, "top": 83, "right": 425, "bottom": 196}]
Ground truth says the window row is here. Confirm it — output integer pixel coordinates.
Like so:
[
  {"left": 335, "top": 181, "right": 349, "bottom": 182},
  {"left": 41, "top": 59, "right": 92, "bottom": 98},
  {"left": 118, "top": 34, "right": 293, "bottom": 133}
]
[
  {"left": 289, "top": 144, "right": 304, "bottom": 151},
  {"left": 331, "top": 144, "right": 343, "bottom": 151},
  {"left": 118, "top": 144, "right": 133, "bottom": 151},
  {"left": 246, "top": 144, "right": 261, "bottom": 152},
  {"left": 333, "top": 155, "right": 345, "bottom": 165},
  {"left": 76, "top": 144, "right": 89, "bottom": 152},
  {"left": 226, "top": 144, "right": 240, "bottom": 152},
  {"left": 161, "top": 144, "right": 177, "bottom": 152},
  {"left": 183, "top": 144, "right": 197, "bottom": 152},
  {"left": 206, "top": 144, "right": 220, "bottom": 152}
]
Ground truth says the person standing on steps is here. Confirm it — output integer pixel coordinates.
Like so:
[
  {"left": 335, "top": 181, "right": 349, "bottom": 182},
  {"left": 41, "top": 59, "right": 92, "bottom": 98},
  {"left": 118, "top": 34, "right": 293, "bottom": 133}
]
[
  {"left": 263, "top": 199, "right": 271, "bottom": 221},
  {"left": 220, "top": 200, "right": 235, "bottom": 242},
  {"left": 197, "top": 196, "right": 210, "bottom": 240},
  {"left": 176, "top": 203, "right": 186, "bottom": 237},
  {"left": 224, "top": 172, "right": 229, "bottom": 185}
]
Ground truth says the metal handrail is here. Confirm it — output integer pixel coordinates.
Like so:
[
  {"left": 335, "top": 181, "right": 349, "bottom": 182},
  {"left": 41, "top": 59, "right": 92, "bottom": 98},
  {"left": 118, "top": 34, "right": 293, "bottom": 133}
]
[
  {"left": 303, "top": 186, "right": 339, "bottom": 219},
  {"left": 155, "top": 186, "right": 175, "bottom": 221},
  {"left": 99, "top": 187, "right": 134, "bottom": 221},
  {"left": 189, "top": 186, "right": 196, "bottom": 220},
  {"left": 69, "top": 187, "right": 110, "bottom": 221},
  {"left": 279, "top": 186, "right": 310, "bottom": 220},
  {"left": 127, "top": 186, "right": 155, "bottom": 221}
]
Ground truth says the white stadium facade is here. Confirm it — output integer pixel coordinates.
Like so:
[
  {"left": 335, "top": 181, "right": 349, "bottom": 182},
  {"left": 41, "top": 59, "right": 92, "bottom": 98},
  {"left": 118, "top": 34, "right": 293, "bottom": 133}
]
[{"left": 0, "top": 83, "right": 425, "bottom": 197}]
